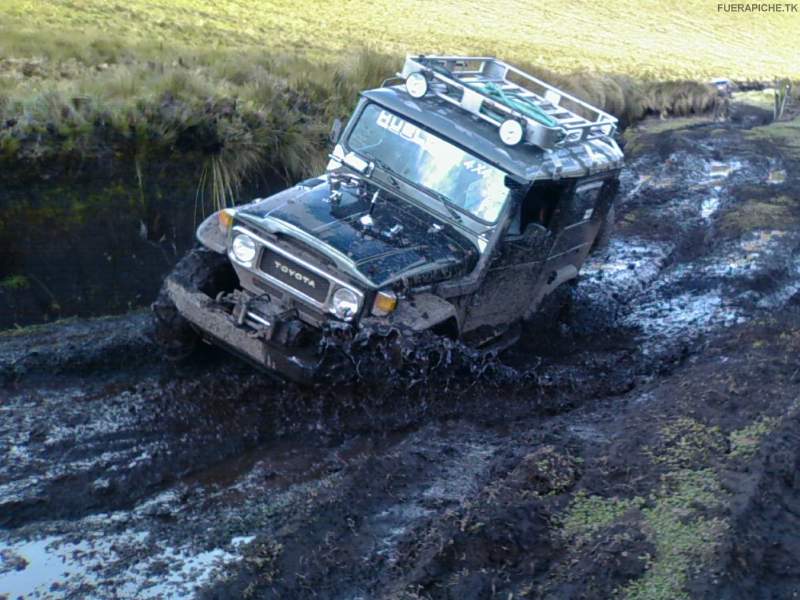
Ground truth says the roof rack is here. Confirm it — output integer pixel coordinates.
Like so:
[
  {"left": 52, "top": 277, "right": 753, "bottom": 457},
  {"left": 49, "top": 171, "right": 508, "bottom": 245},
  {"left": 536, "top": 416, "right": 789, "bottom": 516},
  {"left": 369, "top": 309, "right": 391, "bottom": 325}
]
[{"left": 398, "top": 55, "right": 618, "bottom": 151}]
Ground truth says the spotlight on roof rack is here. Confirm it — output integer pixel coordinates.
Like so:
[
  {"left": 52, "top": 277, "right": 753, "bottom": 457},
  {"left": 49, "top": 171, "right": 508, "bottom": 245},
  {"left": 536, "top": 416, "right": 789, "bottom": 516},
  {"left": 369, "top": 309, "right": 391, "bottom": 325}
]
[
  {"left": 499, "top": 119, "right": 525, "bottom": 146},
  {"left": 405, "top": 72, "right": 428, "bottom": 98}
]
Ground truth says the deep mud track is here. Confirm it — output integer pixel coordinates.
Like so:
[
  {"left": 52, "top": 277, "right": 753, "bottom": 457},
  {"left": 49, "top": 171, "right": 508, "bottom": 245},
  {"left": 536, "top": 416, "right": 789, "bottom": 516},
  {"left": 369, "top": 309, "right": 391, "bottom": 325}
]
[{"left": 2, "top": 115, "right": 800, "bottom": 599}]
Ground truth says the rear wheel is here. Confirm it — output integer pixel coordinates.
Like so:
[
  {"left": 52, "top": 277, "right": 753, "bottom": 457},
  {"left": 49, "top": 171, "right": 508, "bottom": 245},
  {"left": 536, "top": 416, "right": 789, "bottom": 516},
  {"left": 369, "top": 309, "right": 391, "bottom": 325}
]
[{"left": 151, "top": 247, "right": 235, "bottom": 361}]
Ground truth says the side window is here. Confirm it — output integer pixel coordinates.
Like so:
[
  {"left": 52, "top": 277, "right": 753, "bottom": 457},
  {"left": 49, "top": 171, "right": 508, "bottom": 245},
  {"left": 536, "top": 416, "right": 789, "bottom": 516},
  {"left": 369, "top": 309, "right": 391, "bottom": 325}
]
[
  {"left": 572, "top": 182, "right": 604, "bottom": 222},
  {"left": 517, "top": 180, "right": 573, "bottom": 233}
]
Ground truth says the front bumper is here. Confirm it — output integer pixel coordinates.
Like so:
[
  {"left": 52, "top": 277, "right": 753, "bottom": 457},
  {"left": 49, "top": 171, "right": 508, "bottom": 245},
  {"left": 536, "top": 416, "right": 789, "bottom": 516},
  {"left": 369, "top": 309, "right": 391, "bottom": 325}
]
[{"left": 165, "top": 278, "right": 330, "bottom": 383}]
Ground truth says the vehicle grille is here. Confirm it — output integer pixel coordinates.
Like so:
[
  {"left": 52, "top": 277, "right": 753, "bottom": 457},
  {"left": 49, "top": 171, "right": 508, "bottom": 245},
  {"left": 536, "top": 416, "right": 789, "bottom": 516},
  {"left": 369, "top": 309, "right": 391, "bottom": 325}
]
[
  {"left": 274, "top": 235, "right": 337, "bottom": 271},
  {"left": 259, "top": 249, "right": 331, "bottom": 304}
]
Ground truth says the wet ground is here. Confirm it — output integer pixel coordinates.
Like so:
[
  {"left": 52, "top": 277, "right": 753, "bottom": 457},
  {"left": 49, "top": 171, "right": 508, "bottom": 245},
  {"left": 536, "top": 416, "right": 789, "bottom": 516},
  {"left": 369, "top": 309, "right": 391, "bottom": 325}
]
[{"left": 2, "top": 114, "right": 800, "bottom": 599}]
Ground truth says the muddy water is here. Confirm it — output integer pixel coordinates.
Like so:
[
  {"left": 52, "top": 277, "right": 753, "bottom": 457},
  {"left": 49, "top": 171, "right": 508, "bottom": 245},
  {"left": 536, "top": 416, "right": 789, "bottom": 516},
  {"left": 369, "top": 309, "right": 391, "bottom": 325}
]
[
  {"left": 1, "top": 116, "right": 800, "bottom": 598},
  {"left": 0, "top": 156, "right": 275, "bottom": 329}
]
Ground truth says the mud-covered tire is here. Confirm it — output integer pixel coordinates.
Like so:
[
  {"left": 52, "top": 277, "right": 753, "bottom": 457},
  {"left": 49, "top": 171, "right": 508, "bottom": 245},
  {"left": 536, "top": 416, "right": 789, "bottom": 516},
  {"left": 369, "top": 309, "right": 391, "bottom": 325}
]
[
  {"left": 592, "top": 204, "right": 615, "bottom": 253},
  {"left": 151, "top": 247, "right": 234, "bottom": 361},
  {"left": 525, "top": 279, "right": 576, "bottom": 326}
]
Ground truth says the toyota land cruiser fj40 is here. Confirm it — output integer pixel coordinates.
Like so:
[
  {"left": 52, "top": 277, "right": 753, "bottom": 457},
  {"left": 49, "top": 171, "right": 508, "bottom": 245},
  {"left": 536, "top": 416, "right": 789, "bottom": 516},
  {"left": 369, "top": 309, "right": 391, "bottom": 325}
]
[{"left": 152, "top": 56, "right": 624, "bottom": 382}]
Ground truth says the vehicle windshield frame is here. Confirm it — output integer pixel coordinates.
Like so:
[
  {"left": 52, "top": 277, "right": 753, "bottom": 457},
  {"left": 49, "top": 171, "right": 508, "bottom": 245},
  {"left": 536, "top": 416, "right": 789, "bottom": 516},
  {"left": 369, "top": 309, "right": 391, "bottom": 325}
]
[{"left": 342, "top": 101, "right": 514, "bottom": 227}]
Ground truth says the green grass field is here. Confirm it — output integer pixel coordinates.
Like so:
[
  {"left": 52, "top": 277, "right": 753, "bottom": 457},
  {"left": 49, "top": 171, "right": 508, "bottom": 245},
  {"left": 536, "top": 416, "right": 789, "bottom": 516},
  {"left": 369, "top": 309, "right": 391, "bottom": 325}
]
[
  {"left": 2, "top": 0, "right": 798, "bottom": 80},
  {"left": 0, "top": 0, "right": 796, "bottom": 209}
]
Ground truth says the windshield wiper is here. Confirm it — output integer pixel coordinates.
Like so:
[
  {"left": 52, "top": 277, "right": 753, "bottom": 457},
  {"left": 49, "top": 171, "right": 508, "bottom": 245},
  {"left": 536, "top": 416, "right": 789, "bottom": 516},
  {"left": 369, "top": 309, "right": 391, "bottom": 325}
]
[
  {"left": 421, "top": 188, "right": 463, "bottom": 223},
  {"left": 359, "top": 151, "right": 469, "bottom": 223},
  {"left": 368, "top": 157, "right": 401, "bottom": 189},
  {"left": 368, "top": 158, "right": 463, "bottom": 223}
]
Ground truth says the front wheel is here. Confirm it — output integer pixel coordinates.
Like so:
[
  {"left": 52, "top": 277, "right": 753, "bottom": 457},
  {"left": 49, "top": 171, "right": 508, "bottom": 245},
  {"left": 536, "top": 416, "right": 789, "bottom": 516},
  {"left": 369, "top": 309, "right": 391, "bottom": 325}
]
[{"left": 151, "top": 247, "right": 234, "bottom": 361}]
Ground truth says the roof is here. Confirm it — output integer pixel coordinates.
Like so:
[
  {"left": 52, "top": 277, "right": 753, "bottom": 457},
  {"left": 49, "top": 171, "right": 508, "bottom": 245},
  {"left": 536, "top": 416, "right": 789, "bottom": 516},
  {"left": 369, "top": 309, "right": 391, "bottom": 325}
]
[{"left": 361, "top": 87, "right": 624, "bottom": 181}]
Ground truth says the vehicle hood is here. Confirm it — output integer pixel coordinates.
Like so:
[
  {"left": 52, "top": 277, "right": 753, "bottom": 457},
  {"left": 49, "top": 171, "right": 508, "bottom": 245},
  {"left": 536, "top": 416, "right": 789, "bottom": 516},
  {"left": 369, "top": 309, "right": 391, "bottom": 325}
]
[{"left": 236, "top": 180, "right": 478, "bottom": 288}]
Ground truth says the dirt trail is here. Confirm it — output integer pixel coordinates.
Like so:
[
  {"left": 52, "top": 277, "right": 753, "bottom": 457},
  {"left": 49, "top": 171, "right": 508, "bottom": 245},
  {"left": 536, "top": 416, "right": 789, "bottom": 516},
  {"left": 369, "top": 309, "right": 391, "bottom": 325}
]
[{"left": 2, "top": 114, "right": 800, "bottom": 599}]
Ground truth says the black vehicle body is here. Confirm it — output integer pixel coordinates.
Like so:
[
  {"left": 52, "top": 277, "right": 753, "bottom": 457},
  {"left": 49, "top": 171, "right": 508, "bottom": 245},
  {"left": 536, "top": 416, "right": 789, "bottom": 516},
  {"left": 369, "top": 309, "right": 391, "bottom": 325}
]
[{"left": 158, "top": 60, "right": 624, "bottom": 383}]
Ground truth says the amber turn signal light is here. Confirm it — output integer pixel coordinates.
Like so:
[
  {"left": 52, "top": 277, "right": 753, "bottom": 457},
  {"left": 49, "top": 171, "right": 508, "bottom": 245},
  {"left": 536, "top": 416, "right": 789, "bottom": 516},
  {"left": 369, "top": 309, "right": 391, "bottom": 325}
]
[
  {"left": 218, "top": 208, "right": 236, "bottom": 233},
  {"left": 371, "top": 290, "right": 398, "bottom": 316}
]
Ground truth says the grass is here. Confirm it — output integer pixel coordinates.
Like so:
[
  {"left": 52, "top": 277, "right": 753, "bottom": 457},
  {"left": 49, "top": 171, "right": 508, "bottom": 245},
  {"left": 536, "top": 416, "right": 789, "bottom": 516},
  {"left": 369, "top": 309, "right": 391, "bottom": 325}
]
[
  {"left": 0, "top": 41, "right": 394, "bottom": 210},
  {"left": 745, "top": 119, "right": 800, "bottom": 160},
  {"left": 0, "top": 1, "right": 795, "bottom": 209},
  {"left": 3, "top": 0, "right": 798, "bottom": 81}
]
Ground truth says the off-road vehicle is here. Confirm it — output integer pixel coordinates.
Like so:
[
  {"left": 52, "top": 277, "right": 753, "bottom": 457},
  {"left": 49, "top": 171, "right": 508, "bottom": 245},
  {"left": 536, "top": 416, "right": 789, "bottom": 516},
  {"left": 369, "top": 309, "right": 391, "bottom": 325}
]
[{"left": 152, "top": 56, "right": 624, "bottom": 382}]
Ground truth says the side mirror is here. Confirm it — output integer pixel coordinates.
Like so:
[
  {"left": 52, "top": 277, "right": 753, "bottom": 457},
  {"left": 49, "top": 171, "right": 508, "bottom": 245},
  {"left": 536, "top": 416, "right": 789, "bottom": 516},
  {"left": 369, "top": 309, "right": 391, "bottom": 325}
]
[{"left": 329, "top": 118, "right": 343, "bottom": 145}]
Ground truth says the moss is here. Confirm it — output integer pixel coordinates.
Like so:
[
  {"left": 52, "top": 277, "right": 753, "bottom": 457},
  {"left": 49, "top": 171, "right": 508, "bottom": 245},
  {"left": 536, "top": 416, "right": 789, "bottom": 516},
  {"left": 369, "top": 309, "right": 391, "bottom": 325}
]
[
  {"left": 719, "top": 195, "right": 796, "bottom": 237},
  {"left": 0, "top": 275, "right": 30, "bottom": 290},
  {"left": 514, "top": 446, "right": 580, "bottom": 496},
  {"left": 623, "top": 469, "right": 727, "bottom": 600},
  {"left": 729, "top": 416, "right": 780, "bottom": 458},
  {"left": 561, "top": 467, "right": 727, "bottom": 600},
  {"left": 645, "top": 417, "right": 727, "bottom": 470},
  {"left": 745, "top": 120, "right": 800, "bottom": 160},
  {"left": 562, "top": 492, "right": 645, "bottom": 540}
]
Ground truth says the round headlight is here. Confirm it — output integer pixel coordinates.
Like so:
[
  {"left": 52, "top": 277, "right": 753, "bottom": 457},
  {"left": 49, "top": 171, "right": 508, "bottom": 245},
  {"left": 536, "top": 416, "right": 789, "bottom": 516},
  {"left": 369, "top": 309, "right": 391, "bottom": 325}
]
[
  {"left": 332, "top": 288, "right": 359, "bottom": 320},
  {"left": 231, "top": 234, "right": 256, "bottom": 263},
  {"left": 499, "top": 118, "right": 525, "bottom": 146},
  {"left": 405, "top": 72, "right": 428, "bottom": 98}
]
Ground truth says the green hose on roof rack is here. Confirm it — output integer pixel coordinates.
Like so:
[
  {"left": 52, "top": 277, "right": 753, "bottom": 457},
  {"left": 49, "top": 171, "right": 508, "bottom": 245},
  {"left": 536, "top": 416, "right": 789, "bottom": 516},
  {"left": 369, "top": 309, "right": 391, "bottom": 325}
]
[
  {"left": 425, "top": 61, "right": 561, "bottom": 134},
  {"left": 469, "top": 81, "right": 559, "bottom": 128}
]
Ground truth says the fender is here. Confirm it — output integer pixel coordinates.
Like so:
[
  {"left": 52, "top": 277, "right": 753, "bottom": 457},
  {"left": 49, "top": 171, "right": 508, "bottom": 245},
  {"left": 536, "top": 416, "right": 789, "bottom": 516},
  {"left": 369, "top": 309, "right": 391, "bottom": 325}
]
[
  {"left": 196, "top": 211, "right": 228, "bottom": 254},
  {"left": 361, "top": 292, "right": 459, "bottom": 333}
]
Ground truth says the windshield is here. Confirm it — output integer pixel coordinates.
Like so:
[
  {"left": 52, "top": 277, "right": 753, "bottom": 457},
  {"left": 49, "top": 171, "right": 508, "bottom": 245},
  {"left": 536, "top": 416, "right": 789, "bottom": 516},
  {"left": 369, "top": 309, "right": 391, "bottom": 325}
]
[{"left": 346, "top": 103, "right": 510, "bottom": 223}]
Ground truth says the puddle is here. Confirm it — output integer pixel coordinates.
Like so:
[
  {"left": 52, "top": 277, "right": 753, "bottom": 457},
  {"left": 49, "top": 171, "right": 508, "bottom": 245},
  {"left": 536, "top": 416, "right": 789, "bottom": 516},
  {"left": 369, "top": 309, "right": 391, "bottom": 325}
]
[
  {"left": 707, "top": 160, "right": 742, "bottom": 181},
  {"left": 0, "top": 529, "right": 247, "bottom": 599},
  {"left": 756, "top": 253, "right": 800, "bottom": 309},
  {"left": 767, "top": 169, "right": 787, "bottom": 185},
  {"left": 626, "top": 289, "right": 742, "bottom": 348},
  {"left": 701, "top": 195, "right": 720, "bottom": 220},
  {"left": 0, "top": 533, "right": 144, "bottom": 599},
  {"left": 700, "top": 230, "right": 792, "bottom": 278},
  {"left": 567, "top": 424, "right": 608, "bottom": 442},
  {"left": 579, "top": 237, "right": 673, "bottom": 300}
]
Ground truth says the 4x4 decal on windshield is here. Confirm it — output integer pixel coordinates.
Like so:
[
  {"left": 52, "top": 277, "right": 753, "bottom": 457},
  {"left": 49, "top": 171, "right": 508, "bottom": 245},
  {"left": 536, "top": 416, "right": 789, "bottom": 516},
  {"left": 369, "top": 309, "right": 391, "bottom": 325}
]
[
  {"left": 376, "top": 110, "right": 490, "bottom": 178},
  {"left": 363, "top": 105, "right": 509, "bottom": 222}
]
